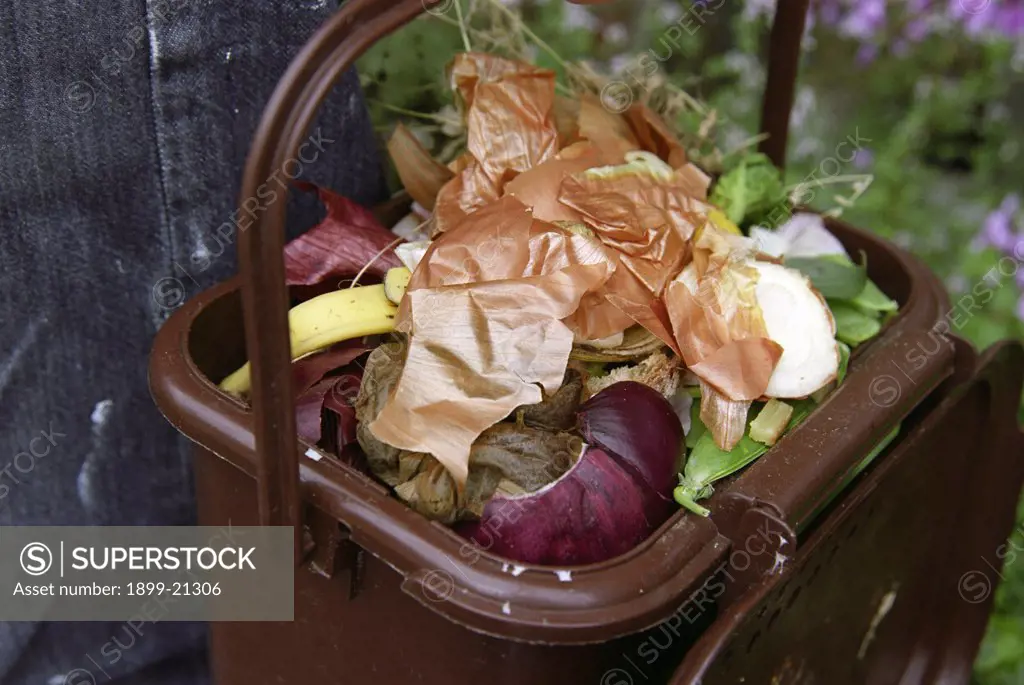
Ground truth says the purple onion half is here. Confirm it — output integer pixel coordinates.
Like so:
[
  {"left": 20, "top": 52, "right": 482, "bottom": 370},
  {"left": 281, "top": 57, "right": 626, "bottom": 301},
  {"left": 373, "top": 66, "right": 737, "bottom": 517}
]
[{"left": 459, "top": 382, "right": 683, "bottom": 566}]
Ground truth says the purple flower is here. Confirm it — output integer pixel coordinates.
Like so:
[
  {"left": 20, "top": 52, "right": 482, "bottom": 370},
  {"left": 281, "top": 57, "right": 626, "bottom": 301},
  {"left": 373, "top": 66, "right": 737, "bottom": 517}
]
[
  {"left": 818, "top": 0, "right": 841, "bottom": 25},
  {"left": 853, "top": 147, "right": 875, "bottom": 169},
  {"left": 905, "top": 16, "right": 932, "bottom": 41},
  {"left": 856, "top": 42, "right": 880, "bottom": 64},
  {"left": 947, "top": 0, "right": 1024, "bottom": 38},
  {"left": 1000, "top": 6, "right": 1024, "bottom": 36},
  {"left": 965, "top": 10, "right": 992, "bottom": 36},
  {"left": 839, "top": 0, "right": 886, "bottom": 39},
  {"left": 977, "top": 194, "right": 1021, "bottom": 252},
  {"left": 814, "top": 0, "right": 1024, "bottom": 50}
]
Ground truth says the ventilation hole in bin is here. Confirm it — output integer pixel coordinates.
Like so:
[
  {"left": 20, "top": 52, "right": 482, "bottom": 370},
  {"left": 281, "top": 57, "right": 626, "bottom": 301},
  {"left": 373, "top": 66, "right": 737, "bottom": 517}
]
[
  {"left": 810, "top": 563, "right": 822, "bottom": 583},
  {"left": 721, "top": 647, "right": 734, "bottom": 665},
  {"left": 757, "top": 605, "right": 768, "bottom": 619},
  {"left": 786, "top": 584, "right": 803, "bottom": 609},
  {"left": 747, "top": 630, "right": 762, "bottom": 654},
  {"left": 846, "top": 522, "right": 860, "bottom": 539},
  {"left": 828, "top": 544, "right": 839, "bottom": 562},
  {"left": 767, "top": 608, "right": 782, "bottom": 632}
]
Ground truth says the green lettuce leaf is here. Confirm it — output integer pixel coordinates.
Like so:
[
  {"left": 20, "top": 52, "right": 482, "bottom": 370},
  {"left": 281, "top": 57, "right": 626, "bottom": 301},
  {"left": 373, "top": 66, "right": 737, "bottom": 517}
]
[{"left": 710, "top": 153, "right": 788, "bottom": 226}]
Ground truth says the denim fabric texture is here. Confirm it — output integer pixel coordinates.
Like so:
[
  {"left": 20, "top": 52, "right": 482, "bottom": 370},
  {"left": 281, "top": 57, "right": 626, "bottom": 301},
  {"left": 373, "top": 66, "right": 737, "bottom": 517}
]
[{"left": 0, "top": 0, "right": 386, "bottom": 682}]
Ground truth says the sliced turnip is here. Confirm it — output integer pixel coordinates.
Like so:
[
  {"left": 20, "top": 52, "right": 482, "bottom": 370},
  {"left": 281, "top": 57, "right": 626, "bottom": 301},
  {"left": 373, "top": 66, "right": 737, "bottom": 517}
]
[{"left": 753, "top": 262, "right": 839, "bottom": 398}]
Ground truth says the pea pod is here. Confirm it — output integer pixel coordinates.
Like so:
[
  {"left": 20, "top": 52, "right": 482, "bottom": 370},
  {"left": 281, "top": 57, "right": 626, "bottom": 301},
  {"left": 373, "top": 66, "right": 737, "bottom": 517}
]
[
  {"left": 685, "top": 399, "right": 707, "bottom": 449},
  {"left": 850, "top": 279, "right": 898, "bottom": 313},
  {"left": 674, "top": 399, "right": 815, "bottom": 516},
  {"left": 829, "top": 300, "right": 883, "bottom": 347},
  {"left": 837, "top": 341, "right": 852, "bottom": 384}
]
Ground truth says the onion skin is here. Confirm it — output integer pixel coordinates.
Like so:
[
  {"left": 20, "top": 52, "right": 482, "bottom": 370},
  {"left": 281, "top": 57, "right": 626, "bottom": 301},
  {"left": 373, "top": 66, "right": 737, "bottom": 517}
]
[{"left": 458, "top": 381, "right": 683, "bottom": 566}]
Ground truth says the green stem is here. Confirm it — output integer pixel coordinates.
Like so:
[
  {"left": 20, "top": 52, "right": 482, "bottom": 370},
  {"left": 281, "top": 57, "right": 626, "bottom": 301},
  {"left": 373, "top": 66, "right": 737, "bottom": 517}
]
[
  {"left": 722, "top": 133, "right": 769, "bottom": 158},
  {"left": 366, "top": 101, "right": 460, "bottom": 127},
  {"left": 453, "top": 0, "right": 472, "bottom": 53},
  {"left": 785, "top": 174, "right": 875, "bottom": 193},
  {"left": 674, "top": 486, "right": 711, "bottom": 517},
  {"left": 481, "top": 0, "right": 574, "bottom": 75}
]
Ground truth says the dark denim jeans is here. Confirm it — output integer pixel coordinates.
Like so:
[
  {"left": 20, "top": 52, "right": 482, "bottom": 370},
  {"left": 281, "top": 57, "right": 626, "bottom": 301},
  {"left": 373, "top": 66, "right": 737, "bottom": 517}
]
[{"left": 0, "top": 1, "right": 384, "bottom": 682}]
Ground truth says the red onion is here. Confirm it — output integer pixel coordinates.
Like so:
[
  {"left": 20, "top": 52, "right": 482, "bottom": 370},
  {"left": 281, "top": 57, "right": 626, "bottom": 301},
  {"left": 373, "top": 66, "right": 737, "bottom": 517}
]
[
  {"left": 459, "top": 382, "right": 683, "bottom": 566},
  {"left": 579, "top": 381, "right": 683, "bottom": 495}
]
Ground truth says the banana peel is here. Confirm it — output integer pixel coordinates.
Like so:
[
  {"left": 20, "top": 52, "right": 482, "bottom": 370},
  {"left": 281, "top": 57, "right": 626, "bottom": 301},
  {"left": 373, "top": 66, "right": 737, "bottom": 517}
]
[
  {"left": 384, "top": 267, "right": 412, "bottom": 305},
  {"left": 219, "top": 268, "right": 411, "bottom": 396}
]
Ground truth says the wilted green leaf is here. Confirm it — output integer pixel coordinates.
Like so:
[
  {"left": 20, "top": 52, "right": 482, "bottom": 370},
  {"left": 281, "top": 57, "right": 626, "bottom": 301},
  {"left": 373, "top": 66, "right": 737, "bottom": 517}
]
[{"left": 786, "top": 254, "right": 869, "bottom": 300}]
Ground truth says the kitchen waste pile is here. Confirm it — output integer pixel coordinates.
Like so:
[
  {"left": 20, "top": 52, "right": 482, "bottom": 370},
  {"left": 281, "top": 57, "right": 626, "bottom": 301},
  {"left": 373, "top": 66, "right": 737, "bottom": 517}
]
[{"left": 221, "top": 51, "right": 897, "bottom": 565}]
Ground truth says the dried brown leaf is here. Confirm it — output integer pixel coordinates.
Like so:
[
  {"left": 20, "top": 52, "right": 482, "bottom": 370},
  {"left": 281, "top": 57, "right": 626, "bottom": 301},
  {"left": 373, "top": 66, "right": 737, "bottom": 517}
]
[{"left": 387, "top": 124, "right": 454, "bottom": 211}]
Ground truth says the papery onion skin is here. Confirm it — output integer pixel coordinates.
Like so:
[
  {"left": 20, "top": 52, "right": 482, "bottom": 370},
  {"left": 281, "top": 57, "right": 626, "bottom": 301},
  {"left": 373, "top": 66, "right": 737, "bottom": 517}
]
[{"left": 458, "top": 381, "right": 683, "bottom": 566}]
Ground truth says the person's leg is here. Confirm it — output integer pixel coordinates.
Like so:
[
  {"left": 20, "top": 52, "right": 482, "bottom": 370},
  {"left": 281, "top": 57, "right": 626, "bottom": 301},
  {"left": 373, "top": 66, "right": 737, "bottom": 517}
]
[{"left": 0, "top": 1, "right": 385, "bottom": 682}]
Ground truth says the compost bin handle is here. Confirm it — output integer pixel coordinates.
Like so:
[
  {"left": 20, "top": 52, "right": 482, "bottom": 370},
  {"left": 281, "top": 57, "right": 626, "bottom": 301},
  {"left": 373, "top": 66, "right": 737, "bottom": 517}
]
[
  {"left": 759, "top": 0, "right": 810, "bottom": 169},
  {"left": 235, "top": 0, "right": 812, "bottom": 556},
  {"left": 236, "top": 0, "right": 434, "bottom": 559}
]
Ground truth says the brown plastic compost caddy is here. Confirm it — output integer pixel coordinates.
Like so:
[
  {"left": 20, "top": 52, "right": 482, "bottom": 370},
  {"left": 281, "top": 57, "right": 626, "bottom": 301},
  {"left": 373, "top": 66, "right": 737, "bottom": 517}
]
[{"left": 148, "top": 0, "right": 1024, "bottom": 683}]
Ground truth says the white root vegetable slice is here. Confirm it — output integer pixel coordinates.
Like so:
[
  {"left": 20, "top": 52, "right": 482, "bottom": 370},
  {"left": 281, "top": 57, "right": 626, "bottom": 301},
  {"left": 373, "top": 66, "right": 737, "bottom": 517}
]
[{"left": 753, "top": 262, "right": 839, "bottom": 398}]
